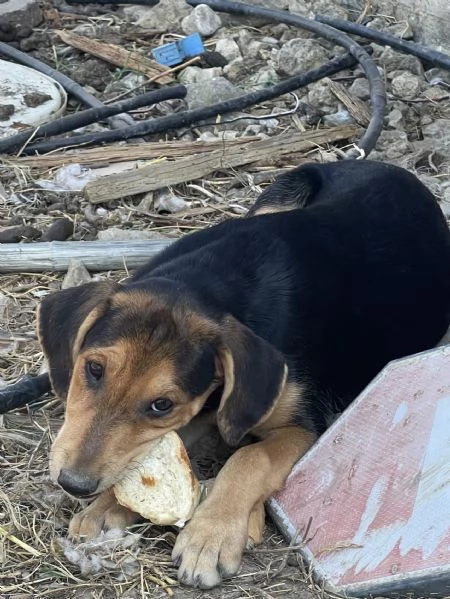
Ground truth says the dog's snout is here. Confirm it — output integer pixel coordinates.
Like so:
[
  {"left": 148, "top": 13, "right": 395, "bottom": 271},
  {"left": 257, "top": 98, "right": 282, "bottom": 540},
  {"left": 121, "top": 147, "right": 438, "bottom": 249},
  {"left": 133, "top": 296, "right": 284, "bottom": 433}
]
[{"left": 57, "top": 468, "right": 100, "bottom": 497}]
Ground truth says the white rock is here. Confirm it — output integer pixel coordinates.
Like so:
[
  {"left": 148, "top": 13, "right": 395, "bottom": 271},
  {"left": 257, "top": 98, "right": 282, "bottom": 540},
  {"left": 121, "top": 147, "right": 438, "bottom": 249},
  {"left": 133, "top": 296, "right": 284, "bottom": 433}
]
[
  {"left": 181, "top": 4, "right": 222, "bottom": 36},
  {"left": 215, "top": 38, "right": 242, "bottom": 62},
  {"left": 391, "top": 72, "right": 421, "bottom": 100},
  {"left": 62, "top": 260, "right": 92, "bottom": 290},
  {"left": 123, "top": 0, "right": 191, "bottom": 32}
]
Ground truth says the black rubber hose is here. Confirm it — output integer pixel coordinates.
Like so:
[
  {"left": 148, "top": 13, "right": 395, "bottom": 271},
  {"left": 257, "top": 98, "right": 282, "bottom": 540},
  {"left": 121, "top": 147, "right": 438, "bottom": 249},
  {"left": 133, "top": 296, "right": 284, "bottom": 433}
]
[
  {"left": 24, "top": 51, "right": 359, "bottom": 154},
  {"left": 316, "top": 15, "right": 450, "bottom": 73},
  {"left": 0, "top": 373, "right": 52, "bottom": 414},
  {"left": 65, "top": 0, "right": 386, "bottom": 158},
  {"left": 0, "top": 41, "right": 135, "bottom": 130},
  {"left": 0, "top": 85, "right": 187, "bottom": 155}
]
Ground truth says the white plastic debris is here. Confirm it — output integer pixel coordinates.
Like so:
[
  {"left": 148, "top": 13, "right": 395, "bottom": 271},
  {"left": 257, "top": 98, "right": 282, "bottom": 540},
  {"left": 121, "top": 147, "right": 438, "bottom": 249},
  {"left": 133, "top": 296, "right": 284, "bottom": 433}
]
[
  {"left": 0, "top": 59, "right": 67, "bottom": 139},
  {"left": 37, "top": 164, "right": 99, "bottom": 192}
]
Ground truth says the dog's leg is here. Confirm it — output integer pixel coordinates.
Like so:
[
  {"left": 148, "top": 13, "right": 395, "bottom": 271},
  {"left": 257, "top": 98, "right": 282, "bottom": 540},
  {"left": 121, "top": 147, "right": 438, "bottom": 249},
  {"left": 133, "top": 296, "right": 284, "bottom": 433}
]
[
  {"left": 68, "top": 488, "right": 140, "bottom": 540},
  {"left": 172, "top": 426, "right": 316, "bottom": 588},
  {"left": 247, "top": 500, "right": 265, "bottom": 546}
]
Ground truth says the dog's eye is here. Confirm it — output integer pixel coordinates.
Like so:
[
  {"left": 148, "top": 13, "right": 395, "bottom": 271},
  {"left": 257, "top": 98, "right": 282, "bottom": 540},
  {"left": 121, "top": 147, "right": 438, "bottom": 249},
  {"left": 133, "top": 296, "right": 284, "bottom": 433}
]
[
  {"left": 86, "top": 360, "right": 104, "bottom": 382},
  {"left": 146, "top": 398, "right": 174, "bottom": 417}
]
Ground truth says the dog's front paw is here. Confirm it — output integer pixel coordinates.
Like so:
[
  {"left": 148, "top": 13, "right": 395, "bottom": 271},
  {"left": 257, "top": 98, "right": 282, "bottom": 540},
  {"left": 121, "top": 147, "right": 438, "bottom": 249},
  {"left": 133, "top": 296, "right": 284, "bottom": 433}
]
[
  {"left": 172, "top": 508, "right": 248, "bottom": 588},
  {"left": 68, "top": 489, "right": 140, "bottom": 540}
]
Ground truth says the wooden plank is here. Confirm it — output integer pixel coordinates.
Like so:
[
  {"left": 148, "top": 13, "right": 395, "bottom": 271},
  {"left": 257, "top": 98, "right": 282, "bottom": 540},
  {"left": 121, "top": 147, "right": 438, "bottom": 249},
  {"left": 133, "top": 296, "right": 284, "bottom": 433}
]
[
  {"left": 0, "top": 240, "right": 172, "bottom": 273},
  {"left": 6, "top": 137, "right": 259, "bottom": 169},
  {"left": 85, "top": 125, "right": 358, "bottom": 202},
  {"left": 269, "top": 345, "right": 450, "bottom": 597},
  {"left": 56, "top": 30, "right": 173, "bottom": 84}
]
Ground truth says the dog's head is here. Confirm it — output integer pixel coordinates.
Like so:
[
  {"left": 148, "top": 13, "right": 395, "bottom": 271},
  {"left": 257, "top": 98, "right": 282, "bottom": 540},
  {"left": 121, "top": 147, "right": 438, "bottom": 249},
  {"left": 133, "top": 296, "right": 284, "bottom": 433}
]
[{"left": 38, "top": 279, "right": 287, "bottom": 498}]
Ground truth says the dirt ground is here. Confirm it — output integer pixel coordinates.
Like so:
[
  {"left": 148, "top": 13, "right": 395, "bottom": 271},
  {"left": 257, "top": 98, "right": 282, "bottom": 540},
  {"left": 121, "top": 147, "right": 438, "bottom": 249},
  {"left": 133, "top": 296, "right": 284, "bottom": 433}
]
[{"left": 1, "top": 0, "right": 450, "bottom": 597}]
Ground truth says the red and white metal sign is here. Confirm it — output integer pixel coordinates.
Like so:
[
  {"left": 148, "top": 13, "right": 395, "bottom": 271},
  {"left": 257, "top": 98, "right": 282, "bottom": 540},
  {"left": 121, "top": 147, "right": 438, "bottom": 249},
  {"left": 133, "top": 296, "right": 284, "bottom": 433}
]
[{"left": 269, "top": 345, "right": 450, "bottom": 596}]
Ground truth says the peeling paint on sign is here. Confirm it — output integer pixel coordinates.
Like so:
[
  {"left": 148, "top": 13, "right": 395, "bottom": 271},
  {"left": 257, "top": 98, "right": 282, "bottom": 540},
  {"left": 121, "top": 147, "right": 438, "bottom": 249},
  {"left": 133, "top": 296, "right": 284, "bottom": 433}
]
[{"left": 269, "top": 345, "right": 450, "bottom": 596}]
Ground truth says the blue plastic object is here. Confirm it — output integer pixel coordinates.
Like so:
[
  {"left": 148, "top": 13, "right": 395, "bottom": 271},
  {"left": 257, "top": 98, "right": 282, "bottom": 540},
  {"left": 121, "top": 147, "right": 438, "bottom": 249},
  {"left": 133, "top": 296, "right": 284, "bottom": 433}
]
[{"left": 152, "top": 33, "right": 205, "bottom": 67}]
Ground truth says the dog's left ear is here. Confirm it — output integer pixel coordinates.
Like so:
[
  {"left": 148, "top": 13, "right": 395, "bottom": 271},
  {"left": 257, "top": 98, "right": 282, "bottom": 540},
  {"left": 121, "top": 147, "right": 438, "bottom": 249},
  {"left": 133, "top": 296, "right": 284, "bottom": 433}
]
[
  {"left": 37, "top": 280, "right": 119, "bottom": 400},
  {"left": 216, "top": 316, "right": 287, "bottom": 445}
]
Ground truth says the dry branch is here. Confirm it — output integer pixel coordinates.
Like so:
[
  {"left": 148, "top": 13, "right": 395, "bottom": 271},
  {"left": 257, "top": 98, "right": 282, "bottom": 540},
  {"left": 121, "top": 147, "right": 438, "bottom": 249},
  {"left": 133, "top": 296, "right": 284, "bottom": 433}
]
[
  {"left": 56, "top": 30, "right": 173, "bottom": 84},
  {"left": 0, "top": 240, "right": 172, "bottom": 273},
  {"left": 85, "top": 125, "right": 358, "bottom": 202}
]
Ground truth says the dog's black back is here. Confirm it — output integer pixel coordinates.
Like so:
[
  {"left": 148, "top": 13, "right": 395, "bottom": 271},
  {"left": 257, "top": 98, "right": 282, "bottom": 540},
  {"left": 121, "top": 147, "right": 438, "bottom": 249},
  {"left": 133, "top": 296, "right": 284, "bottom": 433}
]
[{"left": 132, "top": 160, "right": 450, "bottom": 433}]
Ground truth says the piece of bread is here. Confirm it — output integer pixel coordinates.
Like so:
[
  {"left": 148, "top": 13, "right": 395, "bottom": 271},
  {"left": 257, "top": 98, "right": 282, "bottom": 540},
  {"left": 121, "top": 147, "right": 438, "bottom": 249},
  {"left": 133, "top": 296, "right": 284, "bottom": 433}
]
[{"left": 113, "top": 431, "right": 201, "bottom": 527}]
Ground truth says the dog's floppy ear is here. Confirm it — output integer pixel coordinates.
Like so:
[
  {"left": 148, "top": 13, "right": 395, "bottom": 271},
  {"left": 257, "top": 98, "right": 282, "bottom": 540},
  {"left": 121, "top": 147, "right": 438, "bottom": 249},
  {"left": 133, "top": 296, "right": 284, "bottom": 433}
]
[
  {"left": 216, "top": 316, "right": 287, "bottom": 445},
  {"left": 247, "top": 163, "right": 322, "bottom": 217},
  {"left": 37, "top": 280, "right": 119, "bottom": 400}
]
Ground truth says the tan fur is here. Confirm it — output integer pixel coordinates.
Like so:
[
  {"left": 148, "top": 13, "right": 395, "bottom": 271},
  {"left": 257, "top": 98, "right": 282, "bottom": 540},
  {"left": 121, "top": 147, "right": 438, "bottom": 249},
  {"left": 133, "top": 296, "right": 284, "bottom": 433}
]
[
  {"left": 253, "top": 380, "right": 304, "bottom": 435},
  {"left": 50, "top": 333, "right": 218, "bottom": 492},
  {"left": 173, "top": 425, "right": 317, "bottom": 587},
  {"left": 68, "top": 488, "right": 140, "bottom": 540},
  {"left": 250, "top": 204, "right": 297, "bottom": 217}
]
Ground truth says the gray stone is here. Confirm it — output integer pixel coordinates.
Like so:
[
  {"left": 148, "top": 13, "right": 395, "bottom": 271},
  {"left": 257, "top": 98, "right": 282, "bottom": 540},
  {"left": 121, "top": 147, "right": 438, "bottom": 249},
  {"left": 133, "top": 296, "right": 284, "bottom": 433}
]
[
  {"left": 309, "top": 0, "right": 349, "bottom": 19},
  {"left": 378, "top": 47, "right": 424, "bottom": 77},
  {"left": 371, "top": 130, "right": 411, "bottom": 160},
  {"left": 154, "top": 191, "right": 190, "bottom": 213},
  {"left": 62, "top": 260, "right": 91, "bottom": 290},
  {"left": 178, "top": 66, "right": 222, "bottom": 84},
  {"left": 390, "top": 72, "right": 422, "bottom": 100},
  {"left": 422, "top": 119, "right": 450, "bottom": 140},
  {"left": 123, "top": 0, "right": 191, "bottom": 32},
  {"left": 0, "top": 0, "right": 42, "bottom": 29},
  {"left": 323, "top": 110, "right": 355, "bottom": 126},
  {"left": 288, "top": 0, "right": 310, "bottom": 17},
  {"left": 181, "top": 4, "right": 222, "bottom": 37},
  {"left": 249, "top": 67, "right": 280, "bottom": 88},
  {"left": 185, "top": 77, "right": 242, "bottom": 109},
  {"left": 387, "top": 107, "right": 404, "bottom": 129},
  {"left": 215, "top": 38, "right": 242, "bottom": 62},
  {"left": 348, "top": 78, "right": 370, "bottom": 101},
  {"left": 277, "top": 38, "right": 328, "bottom": 76},
  {"left": 245, "top": 40, "right": 263, "bottom": 59},
  {"left": 307, "top": 80, "right": 337, "bottom": 114}
]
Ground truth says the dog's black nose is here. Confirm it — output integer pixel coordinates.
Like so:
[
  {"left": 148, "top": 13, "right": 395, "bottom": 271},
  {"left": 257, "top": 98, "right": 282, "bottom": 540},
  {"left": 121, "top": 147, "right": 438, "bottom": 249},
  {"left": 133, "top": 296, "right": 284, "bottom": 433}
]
[{"left": 57, "top": 468, "right": 99, "bottom": 497}]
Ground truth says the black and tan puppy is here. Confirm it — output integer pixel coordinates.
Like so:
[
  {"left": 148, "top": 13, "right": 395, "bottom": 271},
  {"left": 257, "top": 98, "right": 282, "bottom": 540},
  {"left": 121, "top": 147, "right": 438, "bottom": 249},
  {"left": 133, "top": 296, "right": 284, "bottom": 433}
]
[{"left": 38, "top": 160, "right": 450, "bottom": 588}]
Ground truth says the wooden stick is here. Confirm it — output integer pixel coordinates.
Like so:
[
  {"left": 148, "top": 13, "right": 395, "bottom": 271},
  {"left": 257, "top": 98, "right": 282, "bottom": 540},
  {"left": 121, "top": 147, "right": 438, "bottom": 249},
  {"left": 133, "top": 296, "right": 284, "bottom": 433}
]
[
  {"left": 56, "top": 30, "right": 173, "bottom": 84},
  {"left": 85, "top": 125, "right": 358, "bottom": 202},
  {"left": 7, "top": 137, "right": 259, "bottom": 169},
  {"left": 326, "top": 78, "right": 371, "bottom": 127},
  {"left": 0, "top": 240, "right": 172, "bottom": 273}
]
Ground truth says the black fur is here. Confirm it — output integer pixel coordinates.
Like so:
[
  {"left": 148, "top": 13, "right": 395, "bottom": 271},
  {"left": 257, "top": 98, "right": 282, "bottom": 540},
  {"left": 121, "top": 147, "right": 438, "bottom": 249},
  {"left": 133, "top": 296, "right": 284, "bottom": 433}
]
[{"left": 131, "top": 160, "right": 450, "bottom": 434}]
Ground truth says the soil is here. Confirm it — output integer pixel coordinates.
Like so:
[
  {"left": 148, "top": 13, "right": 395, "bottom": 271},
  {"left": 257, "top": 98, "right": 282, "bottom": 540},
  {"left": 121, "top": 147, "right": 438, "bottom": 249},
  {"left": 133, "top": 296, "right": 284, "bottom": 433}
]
[{"left": 1, "top": 1, "right": 449, "bottom": 598}]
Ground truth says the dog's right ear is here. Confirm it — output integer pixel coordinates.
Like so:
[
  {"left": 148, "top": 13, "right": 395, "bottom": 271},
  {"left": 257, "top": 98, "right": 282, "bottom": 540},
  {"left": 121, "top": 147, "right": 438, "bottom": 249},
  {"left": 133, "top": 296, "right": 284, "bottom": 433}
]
[
  {"left": 247, "top": 163, "right": 322, "bottom": 217},
  {"left": 36, "top": 280, "right": 119, "bottom": 400}
]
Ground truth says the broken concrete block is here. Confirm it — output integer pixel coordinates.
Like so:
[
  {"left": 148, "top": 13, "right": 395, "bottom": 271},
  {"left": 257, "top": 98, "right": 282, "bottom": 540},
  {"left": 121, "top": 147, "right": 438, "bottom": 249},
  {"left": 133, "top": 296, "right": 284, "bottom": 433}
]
[{"left": 0, "top": 0, "right": 42, "bottom": 30}]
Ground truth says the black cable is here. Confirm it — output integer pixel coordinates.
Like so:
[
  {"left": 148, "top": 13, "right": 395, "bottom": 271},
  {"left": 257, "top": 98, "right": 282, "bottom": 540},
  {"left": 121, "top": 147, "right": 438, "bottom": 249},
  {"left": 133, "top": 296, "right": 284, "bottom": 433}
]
[
  {"left": 0, "top": 373, "right": 51, "bottom": 414},
  {"left": 0, "top": 41, "right": 135, "bottom": 130},
  {"left": 0, "top": 85, "right": 187, "bottom": 155},
  {"left": 316, "top": 15, "right": 450, "bottom": 73},
  {"left": 65, "top": 0, "right": 386, "bottom": 158},
  {"left": 24, "top": 51, "right": 359, "bottom": 154}
]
